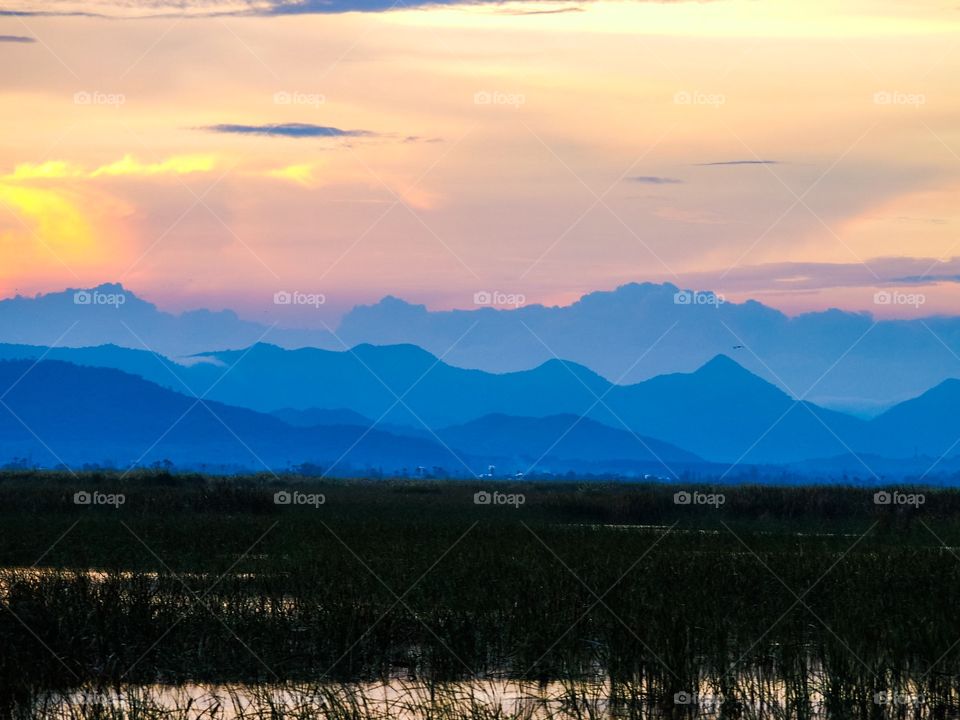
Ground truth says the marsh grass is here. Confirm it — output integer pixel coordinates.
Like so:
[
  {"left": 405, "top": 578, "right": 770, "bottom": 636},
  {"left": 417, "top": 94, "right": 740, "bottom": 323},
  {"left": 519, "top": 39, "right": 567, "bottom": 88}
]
[
  {"left": 10, "top": 677, "right": 959, "bottom": 720},
  {"left": 2, "top": 472, "right": 960, "bottom": 718}
]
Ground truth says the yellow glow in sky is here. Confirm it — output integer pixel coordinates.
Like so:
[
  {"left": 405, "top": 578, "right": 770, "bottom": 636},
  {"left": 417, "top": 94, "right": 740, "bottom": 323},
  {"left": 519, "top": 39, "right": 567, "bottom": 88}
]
[
  {"left": 0, "top": 184, "right": 96, "bottom": 273},
  {"left": 5, "top": 155, "right": 218, "bottom": 181},
  {"left": 1, "top": 0, "right": 958, "bottom": 318}
]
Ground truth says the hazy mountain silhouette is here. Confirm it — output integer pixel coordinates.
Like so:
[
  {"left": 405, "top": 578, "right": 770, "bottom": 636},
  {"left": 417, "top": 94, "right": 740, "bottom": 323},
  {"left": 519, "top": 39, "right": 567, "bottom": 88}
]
[
  {"left": 595, "top": 355, "right": 869, "bottom": 464},
  {"left": 181, "top": 346, "right": 882, "bottom": 464},
  {"left": 180, "top": 343, "right": 611, "bottom": 428},
  {"left": 0, "top": 356, "right": 727, "bottom": 477},
  {"left": 0, "top": 359, "right": 714, "bottom": 476},
  {"left": 0, "top": 341, "right": 196, "bottom": 385},
  {"left": 7, "top": 282, "right": 960, "bottom": 413},
  {"left": 785, "top": 452, "right": 960, "bottom": 479},
  {"left": 271, "top": 408, "right": 705, "bottom": 474},
  {"left": 272, "top": 407, "right": 375, "bottom": 428},
  {"left": 0, "top": 283, "right": 336, "bottom": 358},
  {"left": 0, "top": 344, "right": 960, "bottom": 464},
  {"left": 0, "top": 360, "right": 459, "bottom": 473},
  {"left": 870, "top": 379, "right": 960, "bottom": 460},
  {"left": 270, "top": 407, "right": 432, "bottom": 440},
  {"left": 337, "top": 282, "right": 960, "bottom": 414},
  {"left": 0, "top": 340, "right": 606, "bottom": 425},
  {"left": 0, "top": 342, "right": 877, "bottom": 466},
  {"left": 437, "top": 414, "right": 701, "bottom": 474}
]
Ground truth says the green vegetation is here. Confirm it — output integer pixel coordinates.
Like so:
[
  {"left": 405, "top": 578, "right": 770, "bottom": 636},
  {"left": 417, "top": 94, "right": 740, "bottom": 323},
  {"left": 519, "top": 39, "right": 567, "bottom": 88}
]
[{"left": 1, "top": 471, "right": 959, "bottom": 718}]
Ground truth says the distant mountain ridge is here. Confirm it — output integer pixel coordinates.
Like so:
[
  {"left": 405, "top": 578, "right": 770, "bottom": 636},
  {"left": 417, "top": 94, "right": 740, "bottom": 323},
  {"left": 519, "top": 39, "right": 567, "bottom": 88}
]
[
  {"left": 1, "top": 342, "right": 958, "bottom": 474},
  {"left": 336, "top": 283, "right": 960, "bottom": 414},
  {"left": 0, "top": 359, "right": 452, "bottom": 474},
  {"left": 0, "top": 359, "right": 705, "bottom": 477},
  {"left": 0, "top": 283, "right": 337, "bottom": 359},
  {"left": 6, "top": 282, "right": 960, "bottom": 412},
  {"left": 108, "top": 345, "right": 875, "bottom": 465},
  {"left": 437, "top": 413, "right": 701, "bottom": 472}
]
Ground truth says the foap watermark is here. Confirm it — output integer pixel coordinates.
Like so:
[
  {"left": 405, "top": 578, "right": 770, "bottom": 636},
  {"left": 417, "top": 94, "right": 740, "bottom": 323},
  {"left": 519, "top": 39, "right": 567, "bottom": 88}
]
[
  {"left": 274, "top": 290, "right": 326, "bottom": 309},
  {"left": 874, "top": 490, "right": 925, "bottom": 508},
  {"left": 873, "top": 691, "right": 925, "bottom": 708},
  {"left": 674, "top": 490, "right": 725, "bottom": 508},
  {"left": 73, "top": 90, "right": 125, "bottom": 108},
  {"left": 74, "top": 289, "right": 127, "bottom": 308},
  {"left": 873, "top": 90, "right": 925, "bottom": 108},
  {"left": 273, "top": 90, "right": 325, "bottom": 108},
  {"left": 73, "top": 490, "right": 125, "bottom": 509},
  {"left": 473, "top": 90, "right": 525, "bottom": 109},
  {"left": 673, "top": 692, "right": 721, "bottom": 711},
  {"left": 673, "top": 290, "right": 725, "bottom": 307},
  {"left": 274, "top": 490, "right": 325, "bottom": 508},
  {"left": 473, "top": 290, "right": 526, "bottom": 308},
  {"left": 873, "top": 290, "right": 925, "bottom": 308},
  {"left": 673, "top": 90, "right": 725, "bottom": 108},
  {"left": 474, "top": 490, "right": 525, "bottom": 509}
]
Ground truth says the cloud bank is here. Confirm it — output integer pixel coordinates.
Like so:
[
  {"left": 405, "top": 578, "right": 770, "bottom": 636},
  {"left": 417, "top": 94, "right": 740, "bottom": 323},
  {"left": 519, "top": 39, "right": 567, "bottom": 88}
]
[
  {"left": 0, "top": 0, "right": 586, "bottom": 17},
  {"left": 202, "top": 123, "right": 377, "bottom": 139},
  {"left": 696, "top": 160, "right": 781, "bottom": 166},
  {"left": 630, "top": 176, "right": 683, "bottom": 184}
]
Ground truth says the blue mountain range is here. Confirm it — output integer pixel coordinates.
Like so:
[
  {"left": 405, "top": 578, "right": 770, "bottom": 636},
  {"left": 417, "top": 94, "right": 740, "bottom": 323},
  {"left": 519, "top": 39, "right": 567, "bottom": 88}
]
[
  {"left": 0, "top": 337, "right": 958, "bottom": 479},
  {"left": 5, "top": 282, "right": 960, "bottom": 415}
]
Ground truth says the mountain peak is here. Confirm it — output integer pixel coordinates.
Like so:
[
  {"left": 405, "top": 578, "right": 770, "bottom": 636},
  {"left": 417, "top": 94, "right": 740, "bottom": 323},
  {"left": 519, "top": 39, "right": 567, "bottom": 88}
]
[
  {"left": 688, "top": 354, "right": 785, "bottom": 394},
  {"left": 693, "top": 353, "right": 753, "bottom": 376},
  {"left": 530, "top": 357, "right": 609, "bottom": 386},
  {"left": 697, "top": 353, "right": 747, "bottom": 374},
  {"left": 350, "top": 342, "right": 439, "bottom": 361}
]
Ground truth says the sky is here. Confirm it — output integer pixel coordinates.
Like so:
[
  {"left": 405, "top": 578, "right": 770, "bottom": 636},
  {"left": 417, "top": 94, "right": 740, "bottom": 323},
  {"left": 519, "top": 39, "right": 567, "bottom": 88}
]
[{"left": 1, "top": 0, "right": 959, "bottom": 326}]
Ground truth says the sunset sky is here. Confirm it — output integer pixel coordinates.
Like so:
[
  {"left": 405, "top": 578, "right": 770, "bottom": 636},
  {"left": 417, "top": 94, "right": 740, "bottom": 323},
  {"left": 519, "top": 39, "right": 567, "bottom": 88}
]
[{"left": 2, "top": 0, "right": 959, "bottom": 324}]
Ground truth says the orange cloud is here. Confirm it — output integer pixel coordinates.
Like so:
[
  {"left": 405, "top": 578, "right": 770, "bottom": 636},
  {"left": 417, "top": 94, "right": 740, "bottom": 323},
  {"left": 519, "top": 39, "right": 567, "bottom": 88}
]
[{"left": 3, "top": 154, "right": 217, "bottom": 182}]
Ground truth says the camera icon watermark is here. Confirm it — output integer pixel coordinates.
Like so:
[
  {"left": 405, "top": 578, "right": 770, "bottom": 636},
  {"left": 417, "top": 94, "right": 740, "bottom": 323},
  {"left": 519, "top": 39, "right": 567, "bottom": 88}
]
[
  {"left": 673, "top": 692, "right": 720, "bottom": 710},
  {"left": 273, "top": 290, "right": 326, "bottom": 309},
  {"left": 873, "top": 691, "right": 925, "bottom": 707},
  {"left": 873, "top": 90, "right": 925, "bottom": 108},
  {"left": 473, "top": 290, "right": 526, "bottom": 308},
  {"left": 673, "top": 90, "right": 725, "bottom": 108},
  {"left": 73, "top": 290, "right": 127, "bottom": 308},
  {"left": 273, "top": 90, "right": 325, "bottom": 108},
  {"left": 873, "top": 490, "right": 925, "bottom": 508},
  {"left": 473, "top": 90, "right": 525, "bottom": 109},
  {"left": 73, "top": 90, "right": 126, "bottom": 108},
  {"left": 473, "top": 490, "right": 525, "bottom": 508},
  {"left": 674, "top": 490, "right": 725, "bottom": 508},
  {"left": 673, "top": 290, "right": 725, "bottom": 307},
  {"left": 73, "top": 490, "right": 125, "bottom": 509},
  {"left": 873, "top": 290, "right": 925, "bottom": 308},
  {"left": 273, "top": 490, "right": 325, "bottom": 508}
]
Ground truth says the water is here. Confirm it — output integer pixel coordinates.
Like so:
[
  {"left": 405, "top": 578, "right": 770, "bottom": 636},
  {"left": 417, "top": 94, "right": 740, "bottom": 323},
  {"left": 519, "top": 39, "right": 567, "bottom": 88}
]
[
  {"left": 26, "top": 677, "right": 945, "bottom": 719},
  {"left": 5, "top": 568, "right": 957, "bottom": 718}
]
